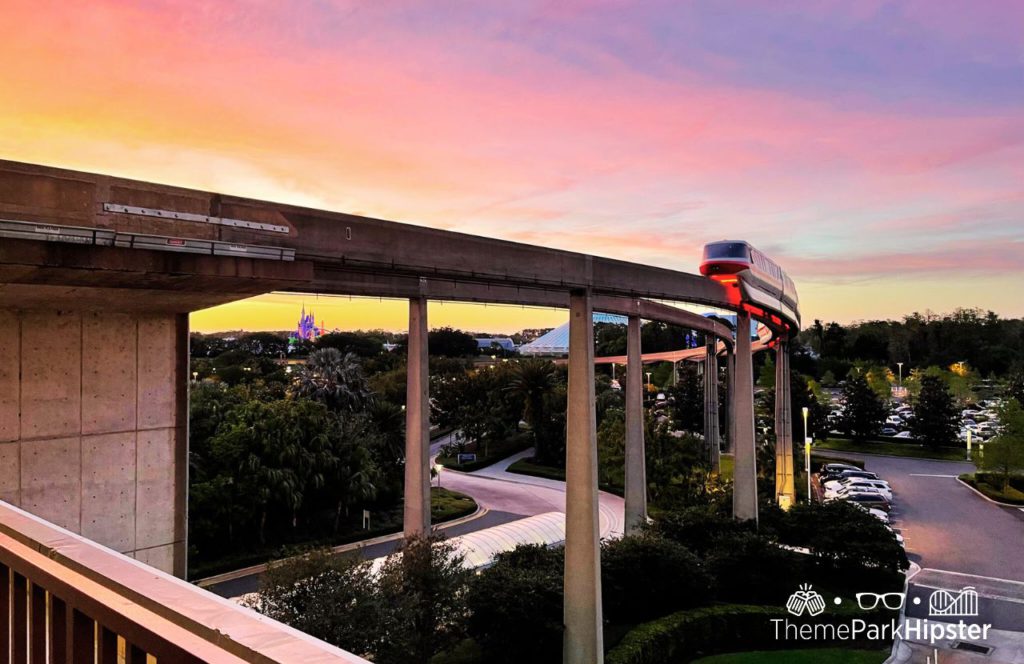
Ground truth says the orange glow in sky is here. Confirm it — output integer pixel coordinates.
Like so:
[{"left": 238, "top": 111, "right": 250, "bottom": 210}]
[{"left": 4, "top": 1, "right": 1023, "bottom": 332}]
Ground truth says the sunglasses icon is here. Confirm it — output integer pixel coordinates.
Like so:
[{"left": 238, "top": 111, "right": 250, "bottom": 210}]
[{"left": 856, "top": 592, "right": 905, "bottom": 610}]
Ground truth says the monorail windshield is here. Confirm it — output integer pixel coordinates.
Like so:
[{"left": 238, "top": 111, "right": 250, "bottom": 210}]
[{"left": 703, "top": 242, "right": 749, "bottom": 260}]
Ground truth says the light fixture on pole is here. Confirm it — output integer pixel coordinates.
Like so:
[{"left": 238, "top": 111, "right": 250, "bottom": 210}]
[
  {"left": 896, "top": 362, "right": 903, "bottom": 389},
  {"left": 646, "top": 371, "right": 652, "bottom": 390},
  {"left": 802, "top": 407, "right": 811, "bottom": 503}
]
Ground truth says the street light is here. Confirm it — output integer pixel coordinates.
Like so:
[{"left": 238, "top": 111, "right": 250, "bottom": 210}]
[
  {"left": 434, "top": 463, "right": 444, "bottom": 488},
  {"left": 896, "top": 362, "right": 903, "bottom": 390},
  {"left": 802, "top": 407, "right": 811, "bottom": 503},
  {"left": 192, "top": 371, "right": 198, "bottom": 382},
  {"left": 645, "top": 371, "right": 652, "bottom": 390}
]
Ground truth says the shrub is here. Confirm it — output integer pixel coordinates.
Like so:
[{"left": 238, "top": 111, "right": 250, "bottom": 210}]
[
  {"left": 606, "top": 604, "right": 894, "bottom": 664},
  {"left": 706, "top": 533, "right": 807, "bottom": 605},
  {"left": 374, "top": 535, "right": 472, "bottom": 664},
  {"left": 245, "top": 548, "right": 380, "bottom": 657},
  {"left": 601, "top": 534, "right": 713, "bottom": 622},
  {"left": 647, "top": 506, "right": 755, "bottom": 556},
  {"left": 466, "top": 545, "right": 563, "bottom": 664},
  {"left": 773, "top": 502, "right": 907, "bottom": 592}
]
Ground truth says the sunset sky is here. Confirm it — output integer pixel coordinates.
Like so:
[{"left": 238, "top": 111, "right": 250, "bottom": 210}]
[{"left": 3, "top": 1, "right": 1022, "bottom": 333}]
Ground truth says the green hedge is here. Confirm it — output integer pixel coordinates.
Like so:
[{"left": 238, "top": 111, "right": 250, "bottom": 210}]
[
  {"left": 960, "top": 473, "right": 1024, "bottom": 504},
  {"left": 606, "top": 604, "right": 893, "bottom": 664}
]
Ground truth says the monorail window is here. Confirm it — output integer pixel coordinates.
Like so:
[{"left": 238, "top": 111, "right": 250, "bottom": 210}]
[{"left": 704, "top": 242, "right": 749, "bottom": 260}]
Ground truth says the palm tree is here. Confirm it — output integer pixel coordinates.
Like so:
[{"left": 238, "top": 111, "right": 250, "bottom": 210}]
[
  {"left": 506, "top": 359, "right": 560, "bottom": 464},
  {"left": 293, "top": 348, "right": 372, "bottom": 412}
]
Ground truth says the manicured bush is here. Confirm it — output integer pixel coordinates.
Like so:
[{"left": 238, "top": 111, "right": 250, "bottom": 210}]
[
  {"left": 647, "top": 506, "right": 755, "bottom": 555},
  {"left": 601, "top": 534, "right": 713, "bottom": 622},
  {"left": 772, "top": 502, "right": 907, "bottom": 592},
  {"left": 706, "top": 533, "right": 807, "bottom": 605},
  {"left": 606, "top": 604, "right": 894, "bottom": 664}
]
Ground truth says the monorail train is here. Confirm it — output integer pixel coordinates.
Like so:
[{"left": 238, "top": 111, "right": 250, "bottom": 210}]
[{"left": 699, "top": 240, "right": 798, "bottom": 322}]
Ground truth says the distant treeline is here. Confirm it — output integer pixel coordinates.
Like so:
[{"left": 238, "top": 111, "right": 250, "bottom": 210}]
[{"left": 795, "top": 309, "right": 1023, "bottom": 380}]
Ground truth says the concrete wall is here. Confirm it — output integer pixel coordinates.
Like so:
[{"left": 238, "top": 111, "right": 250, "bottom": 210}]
[{"left": 0, "top": 309, "right": 187, "bottom": 576}]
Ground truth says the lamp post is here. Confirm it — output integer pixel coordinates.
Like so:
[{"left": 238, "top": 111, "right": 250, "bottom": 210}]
[
  {"left": 434, "top": 463, "right": 443, "bottom": 488},
  {"left": 896, "top": 362, "right": 903, "bottom": 395},
  {"left": 967, "top": 429, "right": 972, "bottom": 461},
  {"left": 802, "top": 407, "right": 811, "bottom": 503},
  {"left": 646, "top": 371, "right": 653, "bottom": 392}
]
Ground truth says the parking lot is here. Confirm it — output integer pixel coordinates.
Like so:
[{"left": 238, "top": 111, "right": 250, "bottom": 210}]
[{"left": 818, "top": 450, "right": 1024, "bottom": 640}]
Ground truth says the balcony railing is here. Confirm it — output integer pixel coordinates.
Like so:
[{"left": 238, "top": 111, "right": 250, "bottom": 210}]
[{"left": 0, "top": 501, "right": 370, "bottom": 663}]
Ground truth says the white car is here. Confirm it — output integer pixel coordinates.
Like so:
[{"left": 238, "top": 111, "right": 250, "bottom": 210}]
[
  {"left": 824, "top": 480, "right": 893, "bottom": 502},
  {"left": 894, "top": 431, "right": 913, "bottom": 439},
  {"left": 886, "top": 416, "right": 903, "bottom": 425},
  {"left": 888, "top": 527, "right": 905, "bottom": 546},
  {"left": 852, "top": 503, "right": 890, "bottom": 523}
]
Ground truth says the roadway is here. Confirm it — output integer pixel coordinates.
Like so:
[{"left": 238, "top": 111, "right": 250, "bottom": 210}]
[
  {"left": 818, "top": 450, "right": 1024, "bottom": 661},
  {"left": 202, "top": 435, "right": 624, "bottom": 599}
]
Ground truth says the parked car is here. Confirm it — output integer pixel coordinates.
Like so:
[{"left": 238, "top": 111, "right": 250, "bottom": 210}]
[
  {"left": 894, "top": 431, "right": 913, "bottom": 439},
  {"left": 839, "top": 492, "right": 892, "bottom": 512},
  {"left": 824, "top": 480, "right": 892, "bottom": 501},
  {"left": 821, "top": 469, "right": 879, "bottom": 485},
  {"left": 819, "top": 462, "right": 861, "bottom": 475},
  {"left": 881, "top": 427, "right": 898, "bottom": 436},
  {"left": 850, "top": 502, "right": 890, "bottom": 523}
]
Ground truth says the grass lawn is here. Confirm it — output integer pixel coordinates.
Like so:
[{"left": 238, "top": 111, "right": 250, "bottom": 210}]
[
  {"left": 430, "top": 487, "right": 479, "bottom": 520},
  {"left": 692, "top": 648, "right": 889, "bottom": 664},
  {"left": 815, "top": 437, "right": 969, "bottom": 462},
  {"left": 506, "top": 458, "right": 624, "bottom": 495},
  {"left": 719, "top": 454, "right": 734, "bottom": 480},
  {"left": 959, "top": 473, "right": 1024, "bottom": 504}
]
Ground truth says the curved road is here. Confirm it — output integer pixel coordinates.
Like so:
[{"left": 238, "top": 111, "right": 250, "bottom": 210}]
[{"left": 203, "top": 435, "right": 624, "bottom": 598}]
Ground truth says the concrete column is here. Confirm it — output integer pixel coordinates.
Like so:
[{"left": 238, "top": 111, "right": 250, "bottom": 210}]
[
  {"left": 774, "top": 339, "right": 796, "bottom": 508},
  {"left": 404, "top": 297, "right": 430, "bottom": 538},
  {"left": 725, "top": 350, "right": 736, "bottom": 455},
  {"left": 624, "top": 315, "right": 646, "bottom": 534},
  {"left": 563, "top": 291, "right": 603, "bottom": 664},
  {"left": 704, "top": 341, "right": 721, "bottom": 473},
  {"left": 732, "top": 311, "right": 758, "bottom": 523}
]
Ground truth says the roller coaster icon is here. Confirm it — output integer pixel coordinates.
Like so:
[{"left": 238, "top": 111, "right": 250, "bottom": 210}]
[{"left": 928, "top": 586, "right": 979, "bottom": 617}]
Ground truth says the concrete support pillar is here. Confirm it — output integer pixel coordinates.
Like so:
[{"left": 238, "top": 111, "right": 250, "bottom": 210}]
[
  {"left": 624, "top": 315, "right": 646, "bottom": 534},
  {"left": 704, "top": 341, "right": 721, "bottom": 473},
  {"left": 725, "top": 350, "right": 736, "bottom": 455},
  {"left": 774, "top": 339, "right": 796, "bottom": 508},
  {"left": 731, "top": 311, "right": 758, "bottom": 523},
  {"left": 403, "top": 296, "right": 430, "bottom": 538},
  {"left": 563, "top": 291, "right": 603, "bottom": 664}
]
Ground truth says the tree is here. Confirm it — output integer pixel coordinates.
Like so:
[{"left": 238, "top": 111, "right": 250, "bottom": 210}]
[
  {"left": 316, "top": 331, "right": 384, "bottom": 357},
  {"left": 1009, "top": 369, "right": 1024, "bottom": 407},
  {"left": 247, "top": 548, "right": 381, "bottom": 657},
  {"left": 666, "top": 364, "right": 703, "bottom": 433},
  {"left": 211, "top": 399, "right": 333, "bottom": 542},
  {"left": 840, "top": 374, "right": 886, "bottom": 441},
  {"left": 374, "top": 535, "right": 471, "bottom": 664},
  {"left": 910, "top": 375, "right": 959, "bottom": 447},
  {"left": 506, "top": 359, "right": 563, "bottom": 465},
  {"left": 427, "top": 327, "right": 478, "bottom": 357},
  {"left": 983, "top": 400, "right": 1024, "bottom": 490},
  {"left": 293, "top": 348, "right": 372, "bottom": 412}
]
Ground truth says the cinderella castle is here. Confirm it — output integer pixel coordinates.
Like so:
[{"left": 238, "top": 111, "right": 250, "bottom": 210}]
[{"left": 288, "top": 304, "right": 329, "bottom": 343}]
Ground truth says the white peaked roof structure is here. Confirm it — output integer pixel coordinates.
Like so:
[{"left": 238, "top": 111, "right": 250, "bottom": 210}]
[
  {"left": 518, "top": 311, "right": 758, "bottom": 357},
  {"left": 519, "top": 313, "right": 628, "bottom": 355}
]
